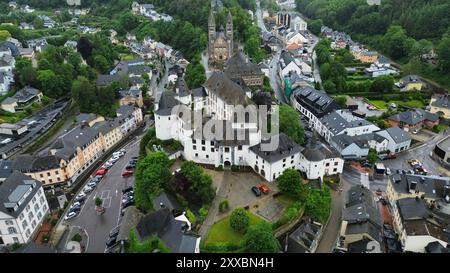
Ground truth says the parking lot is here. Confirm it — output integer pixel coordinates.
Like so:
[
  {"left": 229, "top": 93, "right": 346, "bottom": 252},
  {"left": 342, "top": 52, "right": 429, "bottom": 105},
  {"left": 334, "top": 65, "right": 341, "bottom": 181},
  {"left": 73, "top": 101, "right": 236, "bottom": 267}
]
[{"left": 62, "top": 139, "right": 140, "bottom": 253}]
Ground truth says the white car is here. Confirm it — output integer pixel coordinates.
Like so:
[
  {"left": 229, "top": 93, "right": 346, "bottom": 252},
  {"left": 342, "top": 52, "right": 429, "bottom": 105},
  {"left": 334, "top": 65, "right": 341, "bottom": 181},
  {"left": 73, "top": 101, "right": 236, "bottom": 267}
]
[
  {"left": 77, "top": 191, "right": 86, "bottom": 199},
  {"left": 83, "top": 186, "right": 94, "bottom": 193},
  {"left": 385, "top": 168, "right": 391, "bottom": 175},
  {"left": 70, "top": 202, "right": 81, "bottom": 209},
  {"left": 65, "top": 211, "right": 77, "bottom": 220}
]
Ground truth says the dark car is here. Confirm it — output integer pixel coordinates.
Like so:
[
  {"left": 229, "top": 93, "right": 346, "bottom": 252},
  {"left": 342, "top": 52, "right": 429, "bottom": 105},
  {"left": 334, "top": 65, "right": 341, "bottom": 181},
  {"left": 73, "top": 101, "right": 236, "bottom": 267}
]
[
  {"left": 122, "top": 186, "right": 133, "bottom": 194},
  {"left": 251, "top": 186, "right": 261, "bottom": 197},
  {"left": 122, "top": 199, "right": 135, "bottom": 209},
  {"left": 109, "top": 226, "right": 120, "bottom": 238},
  {"left": 105, "top": 235, "right": 117, "bottom": 247},
  {"left": 125, "top": 165, "right": 134, "bottom": 170}
]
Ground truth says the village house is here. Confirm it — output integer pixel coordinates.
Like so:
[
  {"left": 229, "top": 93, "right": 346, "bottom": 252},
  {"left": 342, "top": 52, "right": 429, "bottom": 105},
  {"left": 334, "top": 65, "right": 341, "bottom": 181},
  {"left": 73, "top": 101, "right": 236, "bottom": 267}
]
[
  {"left": 224, "top": 51, "right": 264, "bottom": 87},
  {"left": 1, "top": 87, "right": 43, "bottom": 113},
  {"left": 387, "top": 108, "right": 439, "bottom": 133},
  {"left": 396, "top": 75, "right": 424, "bottom": 91},
  {"left": 429, "top": 94, "right": 450, "bottom": 119}
]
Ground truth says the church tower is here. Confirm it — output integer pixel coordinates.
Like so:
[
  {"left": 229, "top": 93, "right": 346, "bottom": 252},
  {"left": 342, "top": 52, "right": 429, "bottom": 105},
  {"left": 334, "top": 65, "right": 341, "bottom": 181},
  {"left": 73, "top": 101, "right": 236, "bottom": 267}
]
[
  {"left": 226, "top": 12, "right": 234, "bottom": 57},
  {"left": 208, "top": 10, "right": 216, "bottom": 57}
]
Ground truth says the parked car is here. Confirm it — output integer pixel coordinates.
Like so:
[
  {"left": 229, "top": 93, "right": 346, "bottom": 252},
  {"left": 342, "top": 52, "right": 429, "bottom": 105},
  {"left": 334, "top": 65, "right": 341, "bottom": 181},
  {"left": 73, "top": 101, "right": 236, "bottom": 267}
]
[
  {"left": 125, "top": 165, "right": 134, "bottom": 170},
  {"left": 251, "top": 186, "right": 261, "bottom": 197},
  {"left": 69, "top": 206, "right": 81, "bottom": 213},
  {"left": 65, "top": 211, "right": 78, "bottom": 220},
  {"left": 75, "top": 195, "right": 86, "bottom": 202},
  {"left": 83, "top": 185, "right": 94, "bottom": 193},
  {"left": 87, "top": 181, "right": 97, "bottom": 188},
  {"left": 259, "top": 184, "right": 269, "bottom": 194},
  {"left": 95, "top": 168, "right": 107, "bottom": 176},
  {"left": 361, "top": 161, "right": 372, "bottom": 168},
  {"left": 122, "top": 199, "right": 135, "bottom": 208},
  {"left": 77, "top": 191, "right": 87, "bottom": 199},
  {"left": 122, "top": 170, "right": 134, "bottom": 177},
  {"left": 109, "top": 226, "right": 120, "bottom": 238},
  {"left": 105, "top": 235, "right": 117, "bottom": 247},
  {"left": 122, "top": 186, "right": 133, "bottom": 194},
  {"left": 385, "top": 168, "right": 392, "bottom": 176}
]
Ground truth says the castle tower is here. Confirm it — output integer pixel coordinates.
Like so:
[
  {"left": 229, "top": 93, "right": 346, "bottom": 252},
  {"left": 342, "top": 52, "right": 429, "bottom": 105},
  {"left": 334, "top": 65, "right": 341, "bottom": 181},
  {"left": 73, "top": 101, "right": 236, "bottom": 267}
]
[
  {"left": 226, "top": 12, "right": 234, "bottom": 57},
  {"left": 208, "top": 10, "right": 216, "bottom": 57}
]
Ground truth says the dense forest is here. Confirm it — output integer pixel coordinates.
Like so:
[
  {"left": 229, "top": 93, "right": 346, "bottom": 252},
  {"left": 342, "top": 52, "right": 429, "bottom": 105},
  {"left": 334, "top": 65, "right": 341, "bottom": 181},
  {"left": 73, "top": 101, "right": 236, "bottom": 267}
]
[{"left": 296, "top": 0, "right": 450, "bottom": 87}]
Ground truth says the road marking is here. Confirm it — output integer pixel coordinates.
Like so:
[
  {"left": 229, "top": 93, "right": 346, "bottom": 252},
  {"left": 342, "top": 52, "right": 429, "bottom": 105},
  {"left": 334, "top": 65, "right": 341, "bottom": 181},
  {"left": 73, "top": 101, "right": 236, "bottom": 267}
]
[
  {"left": 101, "top": 190, "right": 110, "bottom": 199},
  {"left": 115, "top": 189, "right": 118, "bottom": 197},
  {"left": 102, "top": 197, "right": 112, "bottom": 208}
]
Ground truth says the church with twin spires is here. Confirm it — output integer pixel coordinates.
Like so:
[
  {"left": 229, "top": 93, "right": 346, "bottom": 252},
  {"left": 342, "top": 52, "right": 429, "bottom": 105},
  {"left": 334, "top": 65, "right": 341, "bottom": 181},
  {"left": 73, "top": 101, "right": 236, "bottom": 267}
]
[{"left": 208, "top": 10, "right": 234, "bottom": 63}]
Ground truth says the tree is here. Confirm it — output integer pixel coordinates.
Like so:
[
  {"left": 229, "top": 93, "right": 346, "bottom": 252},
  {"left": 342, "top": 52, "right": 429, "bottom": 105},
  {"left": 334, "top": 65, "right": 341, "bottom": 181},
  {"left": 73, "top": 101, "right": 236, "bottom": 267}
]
[
  {"left": 134, "top": 152, "right": 171, "bottom": 211},
  {"left": 370, "top": 75, "right": 394, "bottom": 93},
  {"left": 278, "top": 105, "right": 304, "bottom": 145},
  {"left": 94, "top": 197, "right": 103, "bottom": 207},
  {"left": 367, "top": 148, "right": 378, "bottom": 165},
  {"left": 305, "top": 186, "right": 331, "bottom": 223},
  {"left": 0, "top": 30, "right": 11, "bottom": 42},
  {"left": 276, "top": 169, "right": 306, "bottom": 199},
  {"left": 244, "top": 222, "right": 280, "bottom": 253},
  {"left": 382, "top": 25, "right": 415, "bottom": 60},
  {"left": 185, "top": 209, "right": 196, "bottom": 225},
  {"left": 33, "top": 17, "right": 44, "bottom": 29},
  {"left": 308, "top": 19, "right": 322, "bottom": 35},
  {"left": 180, "top": 161, "right": 215, "bottom": 205},
  {"left": 36, "top": 70, "right": 64, "bottom": 98},
  {"left": 185, "top": 63, "right": 206, "bottom": 89},
  {"left": 14, "top": 57, "right": 36, "bottom": 87},
  {"left": 437, "top": 33, "right": 450, "bottom": 73},
  {"left": 77, "top": 36, "right": 93, "bottom": 60},
  {"left": 230, "top": 208, "right": 250, "bottom": 233}
]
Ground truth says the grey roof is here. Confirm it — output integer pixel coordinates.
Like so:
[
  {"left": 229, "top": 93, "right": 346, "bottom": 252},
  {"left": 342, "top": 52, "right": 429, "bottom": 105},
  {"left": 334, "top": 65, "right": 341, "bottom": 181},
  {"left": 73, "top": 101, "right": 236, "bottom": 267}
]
[
  {"left": 50, "top": 125, "right": 100, "bottom": 161},
  {"left": 0, "top": 41, "right": 20, "bottom": 57},
  {"left": 0, "top": 171, "right": 42, "bottom": 218},
  {"left": 128, "top": 65, "right": 151, "bottom": 75},
  {"left": 287, "top": 221, "right": 322, "bottom": 253},
  {"left": 117, "top": 206, "right": 144, "bottom": 242},
  {"left": 401, "top": 74, "right": 422, "bottom": 84},
  {"left": 343, "top": 185, "right": 381, "bottom": 227},
  {"left": 203, "top": 72, "right": 252, "bottom": 106},
  {"left": 279, "top": 50, "right": 296, "bottom": 69},
  {"left": 377, "top": 55, "right": 390, "bottom": 64},
  {"left": 425, "top": 241, "right": 449, "bottom": 253},
  {"left": 321, "top": 110, "right": 375, "bottom": 135},
  {"left": 75, "top": 113, "right": 101, "bottom": 125},
  {"left": 292, "top": 86, "right": 338, "bottom": 118},
  {"left": 128, "top": 76, "right": 144, "bottom": 86},
  {"left": 191, "top": 87, "right": 207, "bottom": 98},
  {"left": 12, "top": 154, "right": 60, "bottom": 172},
  {"left": 388, "top": 108, "right": 438, "bottom": 125},
  {"left": 0, "top": 160, "right": 12, "bottom": 180},
  {"left": 153, "top": 191, "right": 182, "bottom": 213},
  {"left": 224, "top": 51, "right": 264, "bottom": 80},
  {"left": 10, "top": 87, "right": 41, "bottom": 104},
  {"left": 384, "top": 126, "right": 411, "bottom": 144},
  {"left": 389, "top": 173, "right": 450, "bottom": 201},
  {"left": 96, "top": 74, "right": 121, "bottom": 86},
  {"left": 333, "top": 133, "right": 386, "bottom": 150},
  {"left": 135, "top": 208, "right": 199, "bottom": 253},
  {"left": 156, "top": 91, "right": 179, "bottom": 116},
  {"left": 249, "top": 133, "right": 302, "bottom": 163},
  {"left": 396, "top": 198, "right": 430, "bottom": 220},
  {"left": 120, "top": 87, "right": 141, "bottom": 99},
  {"left": 431, "top": 95, "right": 450, "bottom": 109},
  {"left": 345, "top": 222, "right": 381, "bottom": 243},
  {"left": 347, "top": 238, "right": 381, "bottom": 253},
  {"left": 116, "top": 105, "right": 135, "bottom": 116},
  {"left": 174, "top": 77, "right": 190, "bottom": 97}
]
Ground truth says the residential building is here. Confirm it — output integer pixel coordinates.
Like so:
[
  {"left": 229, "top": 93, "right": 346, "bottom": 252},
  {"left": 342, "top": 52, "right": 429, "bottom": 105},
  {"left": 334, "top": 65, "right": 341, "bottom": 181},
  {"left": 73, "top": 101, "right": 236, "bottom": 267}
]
[
  {"left": 279, "top": 51, "right": 302, "bottom": 79},
  {"left": 290, "top": 86, "right": 338, "bottom": 130},
  {"left": 1, "top": 87, "right": 43, "bottom": 113},
  {"left": 352, "top": 48, "right": 378, "bottom": 63},
  {"left": 391, "top": 198, "right": 448, "bottom": 252},
  {"left": 331, "top": 133, "right": 388, "bottom": 159},
  {"left": 337, "top": 185, "right": 382, "bottom": 252},
  {"left": 376, "top": 126, "right": 411, "bottom": 154},
  {"left": 276, "top": 12, "right": 307, "bottom": 32},
  {"left": 429, "top": 94, "right": 450, "bottom": 119},
  {"left": 285, "top": 220, "right": 323, "bottom": 253},
  {"left": 119, "top": 87, "right": 144, "bottom": 108},
  {"left": 433, "top": 135, "right": 450, "bottom": 166},
  {"left": 318, "top": 110, "right": 380, "bottom": 143},
  {"left": 224, "top": 51, "right": 264, "bottom": 86},
  {"left": 396, "top": 75, "right": 424, "bottom": 91},
  {"left": 387, "top": 108, "right": 439, "bottom": 132},
  {"left": 0, "top": 172, "right": 49, "bottom": 246}
]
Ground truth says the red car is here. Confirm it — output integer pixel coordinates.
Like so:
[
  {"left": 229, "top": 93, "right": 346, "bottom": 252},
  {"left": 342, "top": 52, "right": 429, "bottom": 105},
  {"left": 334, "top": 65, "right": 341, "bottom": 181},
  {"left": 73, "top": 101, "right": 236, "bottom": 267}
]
[
  {"left": 122, "top": 170, "right": 134, "bottom": 177},
  {"left": 259, "top": 184, "right": 269, "bottom": 194},
  {"left": 95, "top": 168, "right": 107, "bottom": 176}
]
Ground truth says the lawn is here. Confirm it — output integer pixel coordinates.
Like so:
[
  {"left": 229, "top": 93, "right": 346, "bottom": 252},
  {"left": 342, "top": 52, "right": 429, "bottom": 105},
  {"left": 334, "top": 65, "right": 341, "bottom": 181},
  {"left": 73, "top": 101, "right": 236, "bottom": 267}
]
[
  {"left": 204, "top": 211, "right": 265, "bottom": 246},
  {"left": 275, "top": 195, "right": 296, "bottom": 207},
  {"left": 368, "top": 99, "right": 425, "bottom": 110}
]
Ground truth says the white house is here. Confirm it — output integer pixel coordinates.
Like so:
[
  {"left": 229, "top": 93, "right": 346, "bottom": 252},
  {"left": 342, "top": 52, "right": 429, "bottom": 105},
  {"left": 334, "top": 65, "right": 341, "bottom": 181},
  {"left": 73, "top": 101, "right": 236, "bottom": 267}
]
[
  {"left": 376, "top": 126, "right": 411, "bottom": 154},
  {"left": 0, "top": 172, "right": 49, "bottom": 246},
  {"left": 318, "top": 110, "right": 380, "bottom": 143},
  {"left": 279, "top": 51, "right": 302, "bottom": 79},
  {"left": 115, "top": 105, "right": 143, "bottom": 135}
]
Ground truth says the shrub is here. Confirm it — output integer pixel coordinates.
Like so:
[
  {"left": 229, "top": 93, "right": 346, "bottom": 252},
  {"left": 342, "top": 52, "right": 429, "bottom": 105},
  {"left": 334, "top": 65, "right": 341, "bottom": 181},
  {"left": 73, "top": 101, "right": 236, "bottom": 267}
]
[
  {"left": 185, "top": 209, "right": 196, "bottom": 225},
  {"left": 219, "top": 200, "right": 229, "bottom": 213},
  {"left": 199, "top": 205, "right": 209, "bottom": 222},
  {"left": 204, "top": 242, "right": 243, "bottom": 252},
  {"left": 71, "top": 233, "right": 82, "bottom": 242},
  {"left": 50, "top": 218, "right": 58, "bottom": 227},
  {"left": 230, "top": 208, "right": 250, "bottom": 233},
  {"left": 42, "top": 234, "right": 50, "bottom": 243}
]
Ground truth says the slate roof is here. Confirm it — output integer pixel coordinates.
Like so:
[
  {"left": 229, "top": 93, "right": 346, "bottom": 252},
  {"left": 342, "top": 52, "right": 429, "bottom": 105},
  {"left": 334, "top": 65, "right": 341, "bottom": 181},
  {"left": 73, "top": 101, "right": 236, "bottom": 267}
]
[
  {"left": 286, "top": 221, "right": 322, "bottom": 253},
  {"left": 384, "top": 126, "right": 411, "bottom": 144},
  {"left": 321, "top": 110, "right": 376, "bottom": 135},
  {"left": 430, "top": 95, "right": 450, "bottom": 109},
  {"left": 9, "top": 87, "right": 41, "bottom": 104},
  {"left": 396, "top": 198, "right": 430, "bottom": 220},
  {"left": 135, "top": 208, "right": 199, "bottom": 253},
  {"left": 389, "top": 173, "right": 450, "bottom": 201},
  {"left": 96, "top": 74, "right": 121, "bottom": 86},
  {"left": 388, "top": 108, "right": 438, "bottom": 125},
  {"left": 401, "top": 75, "right": 422, "bottom": 84},
  {"left": 155, "top": 91, "right": 179, "bottom": 116},
  {"left": 128, "top": 65, "right": 151, "bottom": 75},
  {"left": 333, "top": 133, "right": 386, "bottom": 150},
  {"left": 425, "top": 241, "right": 449, "bottom": 253},
  {"left": 292, "top": 86, "right": 338, "bottom": 118},
  {"left": 249, "top": 133, "right": 302, "bottom": 163},
  {"left": 203, "top": 72, "right": 252, "bottom": 106},
  {"left": 50, "top": 125, "right": 100, "bottom": 161},
  {"left": 0, "top": 41, "right": 20, "bottom": 57},
  {"left": 174, "top": 77, "right": 190, "bottom": 97},
  {"left": 120, "top": 87, "right": 141, "bottom": 99},
  {"left": 279, "top": 50, "right": 296, "bottom": 69},
  {"left": 0, "top": 171, "right": 42, "bottom": 218},
  {"left": 191, "top": 87, "right": 207, "bottom": 98},
  {"left": 224, "top": 51, "right": 264, "bottom": 80},
  {"left": 12, "top": 154, "right": 60, "bottom": 172},
  {"left": 128, "top": 76, "right": 144, "bottom": 86},
  {"left": 0, "top": 160, "right": 12, "bottom": 180}
]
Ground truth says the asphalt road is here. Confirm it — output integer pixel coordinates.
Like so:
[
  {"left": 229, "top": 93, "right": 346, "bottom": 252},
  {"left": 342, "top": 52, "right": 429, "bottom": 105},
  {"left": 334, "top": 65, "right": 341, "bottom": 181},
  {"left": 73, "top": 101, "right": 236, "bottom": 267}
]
[{"left": 63, "top": 139, "right": 139, "bottom": 253}]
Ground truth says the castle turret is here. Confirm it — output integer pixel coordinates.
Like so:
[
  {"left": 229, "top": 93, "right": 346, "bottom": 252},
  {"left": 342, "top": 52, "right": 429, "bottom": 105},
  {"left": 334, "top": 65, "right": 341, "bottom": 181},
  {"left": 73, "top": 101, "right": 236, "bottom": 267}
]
[{"left": 208, "top": 10, "right": 216, "bottom": 56}]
